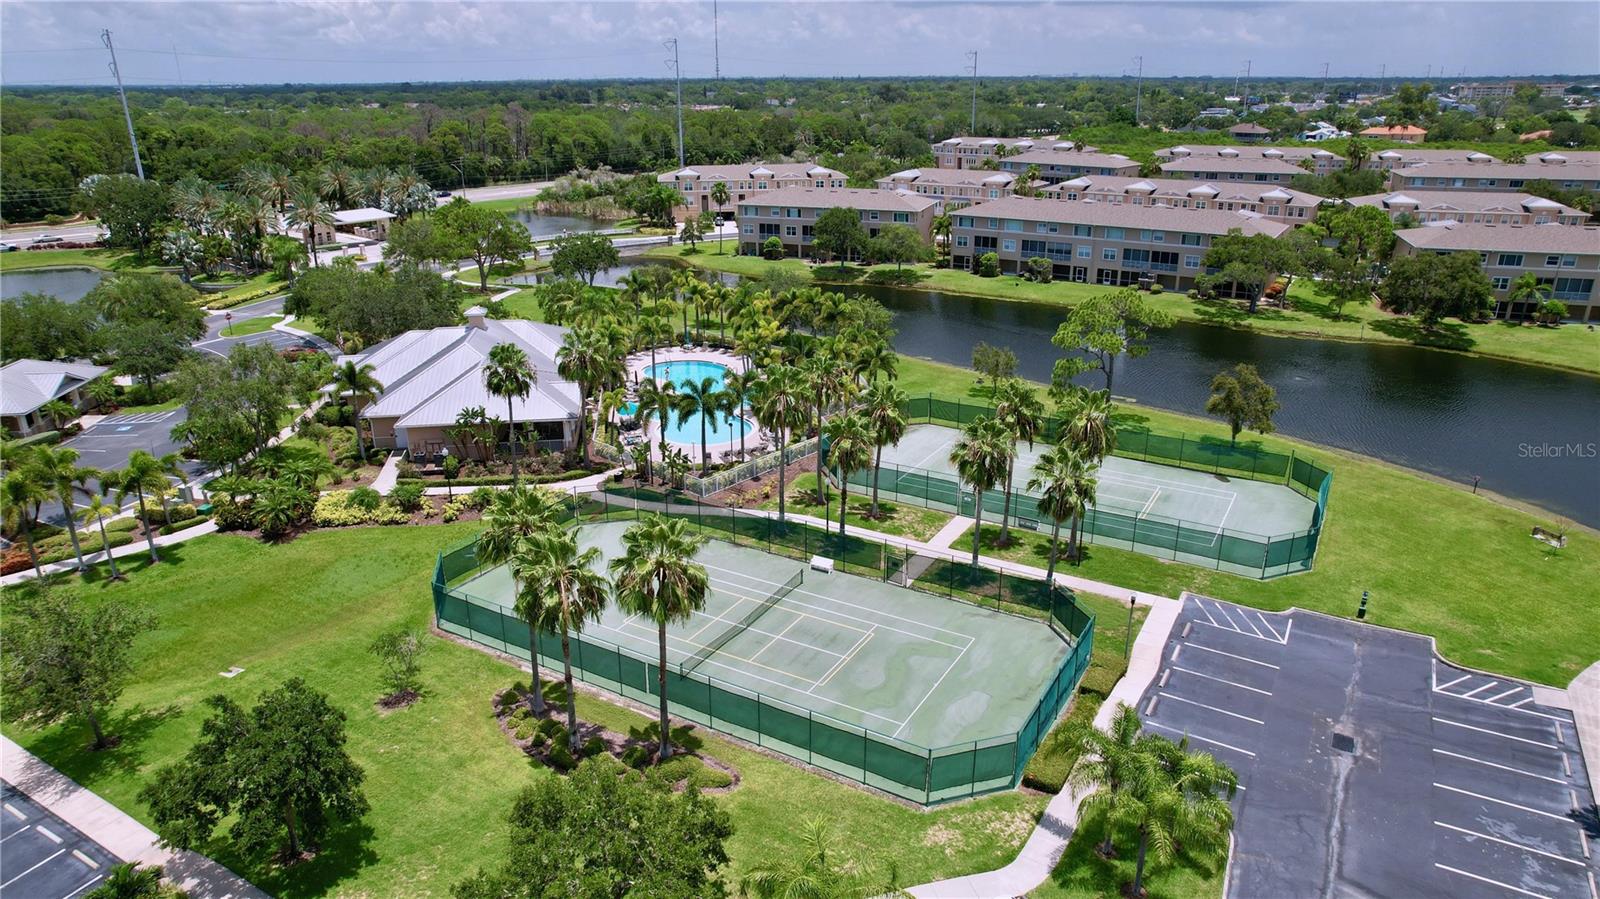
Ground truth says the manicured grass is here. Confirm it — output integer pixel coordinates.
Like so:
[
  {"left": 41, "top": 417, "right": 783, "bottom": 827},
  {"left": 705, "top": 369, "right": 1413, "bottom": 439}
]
[
  {"left": 1032, "top": 806, "right": 1226, "bottom": 899},
  {"left": 221, "top": 314, "right": 283, "bottom": 337},
  {"left": 752, "top": 472, "right": 955, "bottom": 542},
  {"left": 0, "top": 248, "right": 156, "bottom": 273},
  {"left": 110, "top": 397, "right": 184, "bottom": 415},
  {"left": 2, "top": 525, "right": 1050, "bottom": 897},
  {"left": 204, "top": 271, "right": 288, "bottom": 305},
  {"left": 470, "top": 196, "right": 537, "bottom": 213},
  {"left": 897, "top": 355, "right": 1599, "bottom": 687},
  {"left": 657, "top": 246, "right": 1600, "bottom": 375}
]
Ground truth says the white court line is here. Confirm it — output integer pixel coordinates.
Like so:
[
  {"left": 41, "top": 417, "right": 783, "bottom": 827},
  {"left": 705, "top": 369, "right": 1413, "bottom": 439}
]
[
  {"left": 1137, "top": 485, "right": 1162, "bottom": 518},
  {"left": 1214, "top": 491, "right": 1236, "bottom": 531},
  {"left": 1462, "top": 681, "right": 1501, "bottom": 698},
  {"left": 746, "top": 617, "right": 800, "bottom": 665},
  {"left": 811, "top": 627, "right": 874, "bottom": 692},
  {"left": 1435, "top": 863, "right": 1553, "bottom": 899},
  {"left": 1143, "top": 720, "right": 1257, "bottom": 757},
  {"left": 1185, "top": 642, "right": 1280, "bottom": 669},
  {"left": 702, "top": 562, "right": 971, "bottom": 646},
  {"left": 1433, "top": 748, "right": 1567, "bottom": 784},
  {"left": 1433, "top": 716, "right": 1558, "bottom": 749},
  {"left": 1435, "top": 820, "right": 1587, "bottom": 866},
  {"left": 1487, "top": 688, "right": 1524, "bottom": 703},
  {"left": 1157, "top": 692, "right": 1264, "bottom": 724},
  {"left": 1099, "top": 468, "right": 1237, "bottom": 499},
  {"left": 893, "top": 641, "right": 969, "bottom": 739},
  {"left": 1171, "top": 666, "right": 1273, "bottom": 695},
  {"left": 597, "top": 621, "right": 827, "bottom": 688},
  {"left": 1433, "top": 783, "right": 1573, "bottom": 821}
]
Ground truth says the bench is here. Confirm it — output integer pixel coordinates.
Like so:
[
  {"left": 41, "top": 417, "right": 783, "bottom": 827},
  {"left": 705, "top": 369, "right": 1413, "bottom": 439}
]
[{"left": 809, "top": 555, "right": 834, "bottom": 574}]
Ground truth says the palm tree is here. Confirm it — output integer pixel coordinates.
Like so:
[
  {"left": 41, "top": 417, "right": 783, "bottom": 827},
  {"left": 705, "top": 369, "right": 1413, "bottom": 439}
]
[
  {"left": 676, "top": 375, "right": 732, "bottom": 474},
  {"left": 633, "top": 378, "right": 678, "bottom": 485},
  {"left": 1062, "top": 386, "right": 1117, "bottom": 463},
  {"left": 801, "top": 349, "right": 851, "bottom": 505},
  {"left": 115, "top": 450, "right": 169, "bottom": 564},
  {"left": 740, "top": 817, "right": 909, "bottom": 899},
  {"left": 1123, "top": 732, "right": 1238, "bottom": 896},
  {"left": 526, "top": 528, "right": 609, "bottom": 753},
  {"left": 556, "top": 328, "right": 622, "bottom": 455},
  {"left": 320, "top": 162, "right": 358, "bottom": 208},
  {"left": 1, "top": 469, "right": 48, "bottom": 577},
  {"left": 477, "top": 486, "right": 564, "bottom": 715},
  {"left": 286, "top": 187, "right": 335, "bottom": 268},
  {"left": 753, "top": 364, "right": 808, "bottom": 523},
  {"left": 609, "top": 514, "right": 709, "bottom": 761},
  {"left": 1063, "top": 702, "right": 1153, "bottom": 859},
  {"left": 78, "top": 490, "right": 123, "bottom": 579},
  {"left": 36, "top": 398, "right": 78, "bottom": 432},
  {"left": 1507, "top": 272, "right": 1552, "bottom": 321},
  {"left": 993, "top": 379, "right": 1046, "bottom": 547},
  {"left": 263, "top": 164, "right": 295, "bottom": 214},
  {"left": 709, "top": 181, "right": 731, "bottom": 254},
  {"left": 331, "top": 360, "right": 384, "bottom": 461},
  {"left": 950, "top": 416, "right": 1011, "bottom": 566},
  {"left": 483, "top": 343, "right": 536, "bottom": 482},
  {"left": 1029, "top": 443, "right": 1097, "bottom": 581},
  {"left": 29, "top": 446, "right": 97, "bottom": 572},
  {"left": 823, "top": 413, "right": 873, "bottom": 536},
  {"left": 153, "top": 451, "right": 187, "bottom": 522},
  {"left": 931, "top": 213, "right": 953, "bottom": 261},
  {"left": 721, "top": 369, "right": 759, "bottom": 459}
]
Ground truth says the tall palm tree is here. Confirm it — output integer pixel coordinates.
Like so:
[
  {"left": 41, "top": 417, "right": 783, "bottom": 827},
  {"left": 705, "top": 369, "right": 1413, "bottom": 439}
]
[
  {"left": 801, "top": 348, "right": 850, "bottom": 505},
  {"left": 676, "top": 375, "right": 732, "bottom": 474},
  {"left": 1062, "top": 386, "right": 1117, "bottom": 463},
  {"left": 637, "top": 305, "right": 676, "bottom": 372},
  {"left": 609, "top": 514, "right": 709, "bottom": 761},
  {"left": 931, "top": 213, "right": 953, "bottom": 261},
  {"left": 1063, "top": 702, "right": 1155, "bottom": 858},
  {"left": 331, "top": 360, "right": 384, "bottom": 461},
  {"left": 709, "top": 180, "right": 731, "bottom": 254},
  {"left": 861, "top": 382, "right": 908, "bottom": 519},
  {"left": 28, "top": 446, "right": 97, "bottom": 572},
  {"left": 477, "top": 486, "right": 564, "bottom": 715},
  {"left": 823, "top": 413, "right": 873, "bottom": 537},
  {"left": 286, "top": 187, "right": 335, "bottom": 268},
  {"left": 1123, "top": 733, "right": 1238, "bottom": 896},
  {"left": 556, "top": 328, "right": 622, "bottom": 455},
  {"left": 264, "top": 164, "right": 295, "bottom": 214},
  {"left": 1, "top": 469, "right": 48, "bottom": 577},
  {"left": 483, "top": 343, "right": 536, "bottom": 482},
  {"left": 320, "top": 162, "right": 358, "bottom": 208},
  {"left": 720, "top": 369, "right": 759, "bottom": 459},
  {"left": 36, "top": 399, "right": 78, "bottom": 432},
  {"left": 115, "top": 450, "right": 169, "bottom": 564},
  {"left": 633, "top": 378, "right": 677, "bottom": 483},
  {"left": 950, "top": 416, "right": 1011, "bottom": 566},
  {"left": 77, "top": 490, "right": 123, "bottom": 579},
  {"left": 752, "top": 364, "right": 808, "bottom": 523},
  {"left": 526, "top": 528, "right": 609, "bottom": 753},
  {"left": 1029, "top": 442, "right": 1097, "bottom": 581},
  {"left": 993, "top": 378, "right": 1046, "bottom": 546}
]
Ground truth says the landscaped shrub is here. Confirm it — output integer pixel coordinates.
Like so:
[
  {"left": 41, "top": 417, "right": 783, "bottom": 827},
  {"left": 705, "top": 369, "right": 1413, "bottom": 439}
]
[
  {"left": 212, "top": 496, "right": 256, "bottom": 531},
  {"left": 1150, "top": 282, "right": 1164, "bottom": 295},
  {"left": 166, "top": 503, "right": 198, "bottom": 524},
  {"left": 509, "top": 706, "right": 531, "bottom": 723},
  {"left": 158, "top": 515, "right": 211, "bottom": 536},
  {"left": 514, "top": 723, "right": 534, "bottom": 741},
  {"left": 497, "top": 687, "right": 522, "bottom": 708},
  {"left": 466, "top": 487, "right": 497, "bottom": 509},
  {"left": 621, "top": 745, "right": 652, "bottom": 769},
  {"left": 312, "top": 490, "right": 409, "bottom": 527},
  {"left": 530, "top": 731, "right": 548, "bottom": 748},
  {"left": 536, "top": 717, "right": 563, "bottom": 738},
  {"left": 106, "top": 517, "right": 140, "bottom": 534},
  {"left": 581, "top": 736, "right": 606, "bottom": 758},
  {"left": 395, "top": 459, "right": 417, "bottom": 480},
  {"left": 348, "top": 486, "right": 381, "bottom": 512},
  {"left": 545, "top": 741, "right": 577, "bottom": 771},
  {"left": 976, "top": 252, "right": 1000, "bottom": 277},
  {"left": 441, "top": 497, "right": 473, "bottom": 522},
  {"left": 316, "top": 403, "right": 353, "bottom": 427},
  {"left": 35, "top": 530, "right": 136, "bottom": 564},
  {"left": 389, "top": 482, "right": 425, "bottom": 512},
  {"left": 761, "top": 236, "right": 783, "bottom": 260}
]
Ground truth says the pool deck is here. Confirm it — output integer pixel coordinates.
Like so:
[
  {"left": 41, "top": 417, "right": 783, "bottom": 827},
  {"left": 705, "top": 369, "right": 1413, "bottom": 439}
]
[{"left": 622, "top": 346, "right": 769, "bottom": 464}]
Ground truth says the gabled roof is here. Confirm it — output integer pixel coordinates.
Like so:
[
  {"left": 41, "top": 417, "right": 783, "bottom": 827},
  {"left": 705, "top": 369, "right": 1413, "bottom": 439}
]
[
  {"left": 1345, "top": 190, "right": 1588, "bottom": 218},
  {"left": 658, "top": 161, "right": 843, "bottom": 183},
  {"left": 956, "top": 195, "right": 1292, "bottom": 237},
  {"left": 331, "top": 207, "right": 394, "bottom": 225},
  {"left": 0, "top": 359, "right": 107, "bottom": 417},
  {"left": 1396, "top": 222, "right": 1600, "bottom": 255},
  {"left": 1160, "top": 155, "right": 1306, "bottom": 176},
  {"left": 740, "top": 186, "right": 940, "bottom": 213},
  {"left": 1044, "top": 175, "right": 1323, "bottom": 208}
]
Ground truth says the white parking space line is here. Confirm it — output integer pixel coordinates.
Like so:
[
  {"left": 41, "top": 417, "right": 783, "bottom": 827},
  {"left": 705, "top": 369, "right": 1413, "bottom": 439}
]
[
  {"left": 1432, "top": 748, "right": 1566, "bottom": 784},
  {"left": 0, "top": 848, "right": 65, "bottom": 889},
  {"left": 1143, "top": 720, "right": 1257, "bottom": 757},
  {"left": 1435, "top": 863, "right": 1553, "bottom": 899},
  {"left": 63, "top": 875, "right": 108, "bottom": 898},
  {"left": 1434, "top": 820, "right": 1587, "bottom": 866},
  {"left": 1185, "top": 642, "right": 1280, "bottom": 669},
  {"left": 1193, "top": 602, "right": 1219, "bottom": 627},
  {"left": 1434, "top": 686, "right": 1571, "bottom": 722},
  {"left": 1487, "top": 688, "right": 1524, "bottom": 703},
  {"left": 1433, "top": 716, "right": 1558, "bottom": 749},
  {"left": 1437, "top": 674, "right": 1471, "bottom": 691},
  {"left": 1158, "top": 692, "right": 1264, "bottom": 724},
  {"left": 1433, "top": 783, "right": 1573, "bottom": 821},
  {"left": 1254, "top": 613, "right": 1283, "bottom": 642},
  {"left": 1171, "top": 666, "right": 1273, "bottom": 695},
  {"left": 4, "top": 803, "right": 26, "bottom": 821},
  {"left": 1462, "top": 681, "right": 1501, "bottom": 698}
]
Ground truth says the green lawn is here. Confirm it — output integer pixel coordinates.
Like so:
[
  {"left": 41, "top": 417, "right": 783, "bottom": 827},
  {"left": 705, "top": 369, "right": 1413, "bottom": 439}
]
[
  {"left": 2, "top": 526, "right": 1051, "bottom": 897},
  {"left": 221, "top": 314, "right": 284, "bottom": 337},
  {"left": 203, "top": 271, "right": 288, "bottom": 305},
  {"left": 469, "top": 196, "right": 537, "bottom": 213},
  {"left": 897, "top": 355, "right": 1599, "bottom": 687},
  {"left": 752, "top": 472, "right": 955, "bottom": 542},
  {"left": 111, "top": 397, "right": 184, "bottom": 415},
  {"left": 656, "top": 246, "right": 1600, "bottom": 375},
  {"left": 0, "top": 248, "right": 156, "bottom": 273}
]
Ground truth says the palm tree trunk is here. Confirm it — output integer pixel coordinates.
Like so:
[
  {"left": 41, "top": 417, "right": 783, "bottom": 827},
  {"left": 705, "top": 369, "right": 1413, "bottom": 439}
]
[
  {"left": 561, "top": 625, "right": 579, "bottom": 753},
  {"left": 1132, "top": 827, "right": 1150, "bottom": 897},
  {"left": 1000, "top": 458, "right": 1015, "bottom": 545},
  {"left": 971, "top": 489, "right": 984, "bottom": 567},
  {"left": 96, "top": 514, "right": 121, "bottom": 579},
  {"left": 657, "top": 622, "right": 672, "bottom": 761},
  {"left": 1068, "top": 513, "right": 1082, "bottom": 564},
  {"left": 136, "top": 487, "right": 159, "bottom": 563},
  {"left": 777, "top": 429, "right": 788, "bottom": 524},
  {"left": 814, "top": 392, "right": 826, "bottom": 505},
  {"left": 575, "top": 386, "right": 589, "bottom": 454},
  {"left": 1046, "top": 518, "right": 1062, "bottom": 583},
  {"left": 870, "top": 442, "right": 884, "bottom": 518},
  {"left": 525, "top": 621, "right": 546, "bottom": 715},
  {"left": 700, "top": 414, "right": 709, "bottom": 474},
  {"left": 21, "top": 519, "right": 41, "bottom": 578},
  {"left": 838, "top": 477, "right": 850, "bottom": 537},
  {"left": 61, "top": 494, "right": 87, "bottom": 571},
  {"left": 506, "top": 397, "right": 520, "bottom": 483}
]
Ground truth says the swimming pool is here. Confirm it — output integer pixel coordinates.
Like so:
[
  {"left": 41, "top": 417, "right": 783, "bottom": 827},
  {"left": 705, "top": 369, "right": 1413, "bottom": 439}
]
[
  {"left": 624, "top": 359, "right": 754, "bottom": 448},
  {"left": 646, "top": 360, "right": 732, "bottom": 391}
]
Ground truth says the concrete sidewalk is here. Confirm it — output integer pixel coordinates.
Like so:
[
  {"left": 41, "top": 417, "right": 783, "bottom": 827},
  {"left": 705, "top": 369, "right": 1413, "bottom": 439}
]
[
  {"left": 1, "top": 735, "right": 269, "bottom": 899},
  {"left": 1570, "top": 660, "right": 1600, "bottom": 802},
  {"left": 0, "top": 521, "right": 219, "bottom": 587}
]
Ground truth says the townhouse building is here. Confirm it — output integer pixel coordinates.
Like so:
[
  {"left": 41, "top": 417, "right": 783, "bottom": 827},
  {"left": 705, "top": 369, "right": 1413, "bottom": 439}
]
[
  {"left": 995, "top": 149, "right": 1141, "bottom": 183},
  {"left": 1386, "top": 157, "right": 1600, "bottom": 194},
  {"left": 1359, "top": 125, "right": 1428, "bottom": 143},
  {"left": 1158, "top": 153, "right": 1309, "bottom": 184},
  {"left": 875, "top": 168, "right": 1018, "bottom": 207},
  {"left": 949, "top": 196, "right": 1289, "bottom": 289},
  {"left": 736, "top": 187, "right": 940, "bottom": 258},
  {"left": 1345, "top": 190, "right": 1590, "bottom": 226},
  {"left": 657, "top": 162, "right": 847, "bottom": 215},
  {"left": 1363, "top": 148, "right": 1498, "bottom": 171},
  {"left": 1042, "top": 175, "right": 1323, "bottom": 225},
  {"left": 1156, "top": 144, "right": 1346, "bottom": 175},
  {"left": 1393, "top": 222, "right": 1600, "bottom": 322},
  {"left": 931, "top": 136, "right": 1090, "bottom": 169},
  {"left": 1228, "top": 122, "right": 1273, "bottom": 143}
]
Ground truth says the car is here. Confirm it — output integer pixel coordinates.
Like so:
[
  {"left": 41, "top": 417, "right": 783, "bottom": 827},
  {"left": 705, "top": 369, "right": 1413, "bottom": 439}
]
[
  {"left": 435, "top": 190, "right": 452, "bottom": 198},
  {"left": 0, "top": 243, "right": 17, "bottom": 252},
  {"left": 31, "top": 234, "right": 63, "bottom": 245}
]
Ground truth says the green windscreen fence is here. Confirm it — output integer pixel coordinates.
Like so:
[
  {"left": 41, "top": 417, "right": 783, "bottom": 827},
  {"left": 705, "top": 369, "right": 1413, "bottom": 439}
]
[
  {"left": 896, "top": 395, "right": 1333, "bottom": 578},
  {"left": 432, "top": 503, "right": 1095, "bottom": 805}
]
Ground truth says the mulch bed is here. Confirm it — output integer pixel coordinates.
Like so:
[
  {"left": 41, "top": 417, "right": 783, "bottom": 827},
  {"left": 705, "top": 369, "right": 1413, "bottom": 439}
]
[{"left": 702, "top": 456, "right": 818, "bottom": 509}]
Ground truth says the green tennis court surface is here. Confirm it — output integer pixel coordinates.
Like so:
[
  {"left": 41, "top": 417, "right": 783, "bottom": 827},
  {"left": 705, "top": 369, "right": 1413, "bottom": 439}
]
[
  {"left": 451, "top": 520, "right": 1069, "bottom": 748},
  {"left": 880, "top": 423, "right": 1316, "bottom": 545}
]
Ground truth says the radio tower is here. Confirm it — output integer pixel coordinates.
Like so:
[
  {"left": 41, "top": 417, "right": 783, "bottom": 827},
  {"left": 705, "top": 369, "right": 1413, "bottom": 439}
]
[{"left": 713, "top": 0, "right": 721, "bottom": 81}]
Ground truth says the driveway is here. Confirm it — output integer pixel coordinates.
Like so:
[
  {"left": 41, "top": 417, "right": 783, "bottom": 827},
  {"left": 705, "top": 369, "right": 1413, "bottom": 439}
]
[
  {"left": 1138, "top": 595, "right": 1598, "bottom": 899},
  {"left": 194, "top": 327, "right": 324, "bottom": 358},
  {"left": 35, "top": 409, "right": 206, "bottom": 526}
]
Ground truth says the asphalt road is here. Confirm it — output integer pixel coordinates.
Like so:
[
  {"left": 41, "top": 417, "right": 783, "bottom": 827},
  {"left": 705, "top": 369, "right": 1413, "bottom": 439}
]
[{"left": 1, "top": 782, "right": 122, "bottom": 898}]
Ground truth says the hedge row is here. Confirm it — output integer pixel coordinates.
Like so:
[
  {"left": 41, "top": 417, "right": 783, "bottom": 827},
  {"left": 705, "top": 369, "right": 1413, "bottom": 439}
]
[{"left": 158, "top": 515, "right": 213, "bottom": 536}]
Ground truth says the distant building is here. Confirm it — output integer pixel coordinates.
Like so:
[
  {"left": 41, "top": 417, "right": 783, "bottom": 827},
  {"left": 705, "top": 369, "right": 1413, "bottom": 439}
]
[
  {"left": 310, "top": 207, "right": 394, "bottom": 245},
  {"left": 1043, "top": 176, "right": 1323, "bottom": 225},
  {"left": 1386, "top": 155, "right": 1600, "bottom": 194},
  {"left": 1363, "top": 148, "right": 1498, "bottom": 171},
  {"left": 1229, "top": 122, "right": 1273, "bottom": 142},
  {"left": 1197, "top": 107, "right": 1235, "bottom": 118},
  {"left": 995, "top": 149, "right": 1141, "bottom": 183},
  {"left": 736, "top": 188, "right": 940, "bottom": 258},
  {"left": 1345, "top": 191, "right": 1590, "bottom": 226},
  {"left": 875, "top": 168, "right": 1019, "bottom": 208},
  {"left": 931, "top": 136, "right": 1090, "bottom": 170},
  {"left": 1392, "top": 222, "right": 1599, "bottom": 322},
  {"left": 657, "top": 162, "right": 846, "bottom": 215},
  {"left": 1359, "top": 124, "right": 1428, "bottom": 143},
  {"left": 0, "top": 359, "right": 108, "bottom": 437},
  {"left": 1157, "top": 144, "right": 1345, "bottom": 176},
  {"left": 1158, "top": 153, "right": 1308, "bottom": 184}
]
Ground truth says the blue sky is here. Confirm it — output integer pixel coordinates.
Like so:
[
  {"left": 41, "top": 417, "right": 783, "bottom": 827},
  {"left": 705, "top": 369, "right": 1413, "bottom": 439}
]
[{"left": 3, "top": 1, "right": 1596, "bottom": 87}]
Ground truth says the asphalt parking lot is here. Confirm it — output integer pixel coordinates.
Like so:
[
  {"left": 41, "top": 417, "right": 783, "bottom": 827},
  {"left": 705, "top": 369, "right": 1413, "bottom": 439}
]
[
  {"left": 1, "top": 782, "right": 120, "bottom": 897},
  {"left": 59, "top": 410, "right": 200, "bottom": 480},
  {"left": 1138, "top": 594, "right": 1599, "bottom": 899},
  {"left": 195, "top": 327, "right": 322, "bottom": 357}
]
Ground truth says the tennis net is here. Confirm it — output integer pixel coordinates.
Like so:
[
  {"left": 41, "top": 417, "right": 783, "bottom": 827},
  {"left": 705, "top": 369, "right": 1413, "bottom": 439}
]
[{"left": 684, "top": 569, "right": 805, "bottom": 673}]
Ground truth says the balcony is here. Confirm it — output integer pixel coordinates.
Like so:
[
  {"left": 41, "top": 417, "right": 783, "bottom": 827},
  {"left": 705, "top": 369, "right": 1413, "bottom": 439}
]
[
  {"left": 1553, "top": 291, "right": 1593, "bottom": 302},
  {"left": 1150, "top": 262, "right": 1179, "bottom": 272}
]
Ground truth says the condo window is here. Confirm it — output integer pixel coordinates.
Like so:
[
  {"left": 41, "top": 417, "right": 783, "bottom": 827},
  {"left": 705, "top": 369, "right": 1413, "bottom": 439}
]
[
  {"left": 1002, "top": 239, "right": 1017, "bottom": 252},
  {"left": 1181, "top": 233, "right": 1203, "bottom": 246},
  {"left": 1497, "top": 253, "right": 1524, "bottom": 267},
  {"left": 956, "top": 217, "right": 973, "bottom": 228},
  {"left": 785, "top": 226, "right": 797, "bottom": 237},
  {"left": 1103, "top": 227, "right": 1125, "bottom": 240},
  {"left": 1077, "top": 245, "right": 1091, "bottom": 258},
  {"left": 1102, "top": 247, "right": 1117, "bottom": 261},
  {"left": 1185, "top": 255, "right": 1201, "bottom": 269},
  {"left": 1491, "top": 276, "right": 1510, "bottom": 290}
]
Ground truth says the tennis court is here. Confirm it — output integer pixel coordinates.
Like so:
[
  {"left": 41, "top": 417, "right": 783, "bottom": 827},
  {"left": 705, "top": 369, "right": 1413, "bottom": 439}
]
[{"left": 451, "top": 520, "right": 1069, "bottom": 749}]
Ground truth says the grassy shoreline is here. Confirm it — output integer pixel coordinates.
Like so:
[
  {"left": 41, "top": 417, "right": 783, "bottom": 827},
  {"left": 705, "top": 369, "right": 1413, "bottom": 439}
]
[
  {"left": 0, "top": 248, "right": 157, "bottom": 273},
  {"left": 651, "top": 245, "right": 1600, "bottom": 376}
]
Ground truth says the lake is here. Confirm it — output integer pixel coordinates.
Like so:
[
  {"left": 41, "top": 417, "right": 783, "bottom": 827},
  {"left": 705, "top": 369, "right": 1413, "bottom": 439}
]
[
  {"left": 507, "top": 210, "right": 613, "bottom": 240},
  {"left": 0, "top": 267, "right": 108, "bottom": 303}
]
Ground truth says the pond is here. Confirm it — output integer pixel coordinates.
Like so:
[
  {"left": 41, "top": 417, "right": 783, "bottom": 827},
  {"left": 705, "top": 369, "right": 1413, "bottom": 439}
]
[
  {"left": 841, "top": 283, "right": 1600, "bottom": 528},
  {"left": 506, "top": 210, "right": 613, "bottom": 240},
  {"left": 0, "top": 267, "right": 108, "bottom": 303}
]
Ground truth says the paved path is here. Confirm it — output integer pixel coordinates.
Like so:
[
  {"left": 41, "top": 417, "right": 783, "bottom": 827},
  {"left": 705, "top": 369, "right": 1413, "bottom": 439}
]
[
  {"left": 1570, "top": 660, "right": 1600, "bottom": 802},
  {"left": 925, "top": 515, "right": 975, "bottom": 551},
  {"left": 1, "top": 735, "right": 270, "bottom": 899},
  {"left": 370, "top": 453, "right": 402, "bottom": 495}
]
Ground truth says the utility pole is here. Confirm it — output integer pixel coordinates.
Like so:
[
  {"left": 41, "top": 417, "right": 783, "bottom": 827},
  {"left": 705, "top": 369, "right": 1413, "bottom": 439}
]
[
  {"left": 102, "top": 29, "right": 145, "bottom": 180},
  {"left": 1320, "top": 62, "right": 1330, "bottom": 101},
  {"left": 171, "top": 42, "right": 184, "bottom": 85},
  {"left": 665, "top": 38, "right": 684, "bottom": 167},
  {"left": 1133, "top": 55, "right": 1144, "bottom": 126},
  {"left": 1379, "top": 63, "right": 1386, "bottom": 95},
  {"left": 713, "top": 0, "right": 721, "bottom": 82},
  {"left": 966, "top": 50, "right": 979, "bottom": 133},
  {"left": 1242, "top": 59, "right": 1252, "bottom": 108}
]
